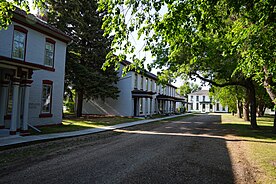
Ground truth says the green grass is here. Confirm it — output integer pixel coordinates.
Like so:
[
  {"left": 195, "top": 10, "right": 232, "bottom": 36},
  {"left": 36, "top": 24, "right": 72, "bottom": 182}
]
[
  {"left": 221, "top": 114, "right": 276, "bottom": 183},
  {"left": 221, "top": 114, "right": 276, "bottom": 141},
  {"left": 30, "top": 116, "right": 140, "bottom": 135},
  {"left": 30, "top": 113, "right": 192, "bottom": 135}
]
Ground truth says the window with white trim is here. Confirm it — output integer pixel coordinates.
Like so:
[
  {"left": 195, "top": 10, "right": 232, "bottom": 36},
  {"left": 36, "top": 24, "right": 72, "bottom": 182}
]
[
  {"left": 12, "top": 30, "right": 26, "bottom": 60},
  {"left": 41, "top": 83, "right": 52, "bottom": 113},
  {"left": 44, "top": 40, "right": 55, "bottom": 67}
]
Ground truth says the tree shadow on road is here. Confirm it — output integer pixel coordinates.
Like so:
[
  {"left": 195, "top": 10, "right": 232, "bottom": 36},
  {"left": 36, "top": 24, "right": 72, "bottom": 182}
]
[{"left": 167, "top": 114, "right": 276, "bottom": 143}]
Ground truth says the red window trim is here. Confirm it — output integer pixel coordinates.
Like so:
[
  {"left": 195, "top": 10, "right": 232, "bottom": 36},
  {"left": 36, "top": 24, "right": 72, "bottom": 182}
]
[
  {"left": 46, "top": 38, "right": 56, "bottom": 44},
  {"left": 45, "top": 38, "right": 56, "bottom": 68},
  {"left": 43, "top": 80, "right": 53, "bottom": 85},
  {"left": 0, "top": 55, "right": 55, "bottom": 72},
  {"left": 14, "top": 25, "right": 28, "bottom": 33},
  {"left": 39, "top": 113, "right": 53, "bottom": 118}
]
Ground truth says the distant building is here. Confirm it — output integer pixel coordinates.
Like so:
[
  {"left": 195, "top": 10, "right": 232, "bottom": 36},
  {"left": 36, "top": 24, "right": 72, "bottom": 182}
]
[
  {"left": 82, "top": 60, "right": 184, "bottom": 117},
  {"left": 187, "top": 90, "right": 228, "bottom": 113},
  {"left": 0, "top": 9, "right": 71, "bottom": 135}
]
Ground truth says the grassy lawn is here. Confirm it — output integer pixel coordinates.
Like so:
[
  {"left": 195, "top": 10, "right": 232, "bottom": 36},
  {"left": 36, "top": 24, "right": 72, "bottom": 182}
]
[
  {"left": 29, "top": 114, "right": 190, "bottom": 135},
  {"left": 30, "top": 116, "right": 140, "bottom": 135},
  {"left": 221, "top": 114, "right": 276, "bottom": 183}
]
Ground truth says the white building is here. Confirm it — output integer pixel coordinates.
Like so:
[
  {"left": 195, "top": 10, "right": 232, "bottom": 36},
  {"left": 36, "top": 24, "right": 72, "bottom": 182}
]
[
  {"left": 83, "top": 60, "right": 185, "bottom": 117},
  {"left": 187, "top": 90, "right": 228, "bottom": 113},
  {"left": 0, "top": 9, "right": 71, "bottom": 135}
]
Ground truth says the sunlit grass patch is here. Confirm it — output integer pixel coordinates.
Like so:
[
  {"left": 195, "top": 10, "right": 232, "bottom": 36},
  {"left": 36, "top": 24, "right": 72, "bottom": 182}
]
[
  {"left": 221, "top": 114, "right": 276, "bottom": 183},
  {"left": 221, "top": 114, "right": 276, "bottom": 141},
  {"left": 30, "top": 117, "right": 140, "bottom": 135}
]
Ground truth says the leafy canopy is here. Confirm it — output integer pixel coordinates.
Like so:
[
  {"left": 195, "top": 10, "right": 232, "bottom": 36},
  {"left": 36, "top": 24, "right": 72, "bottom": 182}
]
[{"left": 99, "top": 0, "right": 276, "bottom": 104}]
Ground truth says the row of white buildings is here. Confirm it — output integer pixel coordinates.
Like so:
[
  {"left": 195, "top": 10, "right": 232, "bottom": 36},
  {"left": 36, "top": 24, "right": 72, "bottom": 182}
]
[
  {"left": 83, "top": 60, "right": 186, "bottom": 117},
  {"left": 0, "top": 9, "right": 228, "bottom": 135},
  {"left": 187, "top": 90, "right": 228, "bottom": 113}
]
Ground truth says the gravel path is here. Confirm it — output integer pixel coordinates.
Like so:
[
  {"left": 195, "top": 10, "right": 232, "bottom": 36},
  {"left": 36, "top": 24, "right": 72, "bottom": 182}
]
[{"left": 0, "top": 114, "right": 255, "bottom": 184}]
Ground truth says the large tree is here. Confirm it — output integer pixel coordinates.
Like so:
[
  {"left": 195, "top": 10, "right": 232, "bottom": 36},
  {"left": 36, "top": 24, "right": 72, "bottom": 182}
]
[
  {"left": 178, "top": 81, "right": 201, "bottom": 98},
  {"left": 47, "top": 0, "right": 120, "bottom": 117},
  {"left": 99, "top": 0, "right": 276, "bottom": 131}
]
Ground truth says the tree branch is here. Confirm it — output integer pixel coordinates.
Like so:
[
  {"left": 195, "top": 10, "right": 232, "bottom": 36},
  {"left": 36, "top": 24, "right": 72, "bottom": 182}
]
[{"left": 190, "top": 72, "right": 246, "bottom": 87}]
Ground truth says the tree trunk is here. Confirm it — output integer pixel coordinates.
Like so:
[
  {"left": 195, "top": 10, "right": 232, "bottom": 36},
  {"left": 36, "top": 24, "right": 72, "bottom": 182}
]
[
  {"left": 243, "top": 95, "right": 250, "bottom": 122},
  {"left": 257, "top": 103, "right": 265, "bottom": 117},
  {"left": 273, "top": 110, "right": 276, "bottom": 134},
  {"left": 263, "top": 66, "right": 276, "bottom": 133},
  {"left": 237, "top": 100, "right": 242, "bottom": 118},
  {"left": 247, "top": 80, "right": 258, "bottom": 129},
  {"left": 76, "top": 90, "right": 84, "bottom": 117}
]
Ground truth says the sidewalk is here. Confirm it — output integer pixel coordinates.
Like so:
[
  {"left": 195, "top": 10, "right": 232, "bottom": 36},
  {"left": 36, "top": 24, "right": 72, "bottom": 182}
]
[{"left": 0, "top": 113, "right": 191, "bottom": 147}]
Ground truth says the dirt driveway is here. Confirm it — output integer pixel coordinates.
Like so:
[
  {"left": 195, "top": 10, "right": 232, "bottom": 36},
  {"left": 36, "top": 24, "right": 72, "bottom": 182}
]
[{"left": 0, "top": 114, "right": 256, "bottom": 184}]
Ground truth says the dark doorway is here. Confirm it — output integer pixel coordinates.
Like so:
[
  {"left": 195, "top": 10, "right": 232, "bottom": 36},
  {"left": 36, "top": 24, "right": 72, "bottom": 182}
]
[{"left": 134, "top": 98, "right": 138, "bottom": 116}]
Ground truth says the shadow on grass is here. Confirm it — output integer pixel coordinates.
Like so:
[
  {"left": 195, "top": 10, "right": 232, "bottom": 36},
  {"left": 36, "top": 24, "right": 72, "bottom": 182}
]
[{"left": 220, "top": 123, "right": 276, "bottom": 141}]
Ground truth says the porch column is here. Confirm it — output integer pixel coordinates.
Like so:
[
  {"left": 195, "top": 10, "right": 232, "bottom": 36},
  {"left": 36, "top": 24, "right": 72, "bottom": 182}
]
[
  {"left": 21, "top": 79, "right": 33, "bottom": 132},
  {"left": 10, "top": 77, "right": 20, "bottom": 135},
  {"left": 144, "top": 98, "right": 147, "bottom": 118},
  {"left": 17, "top": 85, "right": 23, "bottom": 130},
  {"left": 149, "top": 98, "right": 152, "bottom": 117},
  {"left": 0, "top": 80, "right": 9, "bottom": 128}
]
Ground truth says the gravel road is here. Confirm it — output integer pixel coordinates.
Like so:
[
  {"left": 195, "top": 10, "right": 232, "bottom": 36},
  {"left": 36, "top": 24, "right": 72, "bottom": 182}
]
[{"left": 1, "top": 114, "right": 238, "bottom": 184}]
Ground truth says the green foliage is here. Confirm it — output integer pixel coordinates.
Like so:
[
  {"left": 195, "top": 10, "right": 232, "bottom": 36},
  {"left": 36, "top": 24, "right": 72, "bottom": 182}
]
[
  {"left": 47, "top": 0, "right": 119, "bottom": 101},
  {"left": 99, "top": 0, "right": 276, "bottom": 104},
  {"left": 210, "top": 86, "right": 245, "bottom": 112},
  {"left": 0, "top": 0, "right": 32, "bottom": 29},
  {"left": 178, "top": 81, "right": 200, "bottom": 97}
]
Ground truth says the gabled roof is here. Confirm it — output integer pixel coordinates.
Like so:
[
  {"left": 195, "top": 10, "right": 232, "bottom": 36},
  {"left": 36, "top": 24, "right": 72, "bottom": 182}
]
[
  {"left": 188, "top": 90, "right": 209, "bottom": 96},
  {"left": 121, "top": 60, "right": 177, "bottom": 89},
  {"left": 12, "top": 8, "right": 72, "bottom": 43}
]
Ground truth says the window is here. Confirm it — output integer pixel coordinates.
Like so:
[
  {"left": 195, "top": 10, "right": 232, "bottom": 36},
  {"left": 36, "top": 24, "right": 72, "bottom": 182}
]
[
  {"left": 203, "top": 96, "right": 205, "bottom": 101},
  {"left": 44, "top": 38, "right": 55, "bottom": 67},
  {"left": 191, "top": 103, "right": 193, "bottom": 110},
  {"left": 196, "top": 103, "right": 199, "bottom": 110},
  {"left": 216, "top": 103, "right": 220, "bottom": 111},
  {"left": 210, "top": 104, "right": 213, "bottom": 109},
  {"left": 12, "top": 26, "right": 27, "bottom": 60},
  {"left": 140, "top": 76, "right": 143, "bottom": 90},
  {"left": 191, "top": 96, "right": 193, "bottom": 102},
  {"left": 149, "top": 80, "right": 152, "bottom": 91},
  {"left": 196, "top": 96, "right": 199, "bottom": 101},
  {"left": 41, "top": 80, "right": 53, "bottom": 114},
  {"left": 146, "top": 78, "right": 148, "bottom": 91},
  {"left": 139, "top": 98, "right": 143, "bottom": 114},
  {"left": 222, "top": 106, "right": 225, "bottom": 111},
  {"left": 134, "top": 74, "right": 138, "bottom": 89}
]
